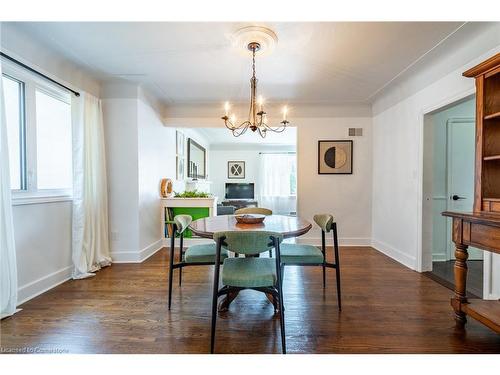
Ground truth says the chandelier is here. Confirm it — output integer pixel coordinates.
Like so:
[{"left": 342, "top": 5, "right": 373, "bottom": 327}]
[{"left": 222, "top": 42, "right": 289, "bottom": 138}]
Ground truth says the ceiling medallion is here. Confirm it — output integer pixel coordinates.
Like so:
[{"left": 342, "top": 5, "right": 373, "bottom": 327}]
[{"left": 222, "top": 27, "right": 289, "bottom": 138}]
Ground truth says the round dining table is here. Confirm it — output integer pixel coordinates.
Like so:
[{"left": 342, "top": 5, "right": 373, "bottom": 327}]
[
  {"left": 189, "top": 214, "right": 312, "bottom": 311},
  {"left": 189, "top": 214, "right": 312, "bottom": 239}
]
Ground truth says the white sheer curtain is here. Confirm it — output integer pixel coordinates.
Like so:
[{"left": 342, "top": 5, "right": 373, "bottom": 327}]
[
  {"left": 72, "top": 93, "right": 112, "bottom": 279},
  {"left": 1, "top": 66, "right": 18, "bottom": 318},
  {"left": 258, "top": 153, "right": 297, "bottom": 215}
]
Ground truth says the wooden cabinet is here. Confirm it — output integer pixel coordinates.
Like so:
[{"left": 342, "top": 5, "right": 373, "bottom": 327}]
[
  {"left": 464, "top": 53, "right": 500, "bottom": 214},
  {"left": 443, "top": 53, "right": 500, "bottom": 334}
]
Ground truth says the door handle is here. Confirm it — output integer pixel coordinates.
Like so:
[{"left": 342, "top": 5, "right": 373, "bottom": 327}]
[{"left": 451, "top": 195, "right": 466, "bottom": 201}]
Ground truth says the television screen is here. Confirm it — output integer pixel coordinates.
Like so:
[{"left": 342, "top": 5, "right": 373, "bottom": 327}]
[{"left": 225, "top": 183, "right": 254, "bottom": 199}]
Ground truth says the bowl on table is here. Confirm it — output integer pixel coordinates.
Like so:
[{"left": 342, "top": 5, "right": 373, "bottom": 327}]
[{"left": 234, "top": 214, "right": 266, "bottom": 224}]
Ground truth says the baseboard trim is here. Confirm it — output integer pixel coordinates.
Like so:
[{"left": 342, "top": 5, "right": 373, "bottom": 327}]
[
  {"left": 139, "top": 239, "right": 165, "bottom": 262},
  {"left": 371, "top": 238, "right": 416, "bottom": 270},
  {"left": 17, "top": 265, "right": 73, "bottom": 306},
  {"left": 111, "top": 239, "right": 164, "bottom": 263},
  {"left": 295, "top": 237, "right": 371, "bottom": 247},
  {"left": 163, "top": 236, "right": 371, "bottom": 247},
  {"left": 432, "top": 254, "right": 448, "bottom": 262}
]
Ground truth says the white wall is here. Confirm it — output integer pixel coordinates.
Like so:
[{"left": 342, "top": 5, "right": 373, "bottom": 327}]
[
  {"left": 1, "top": 23, "right": 102, "bottom": 304},
  {"left": 371, "top": 23, "right": 500, "bottom": 298},
  {"left": 13, "top": 202, "right": 73, "bottom": 304},
  {"left": 102, "top": 83, "right": 174, "bottom": 262},
  {"left": 102, "top": 91, "right": 140, "bottom": 261},
  {"left": 297, "top": 117, "right": 372, "bottom": 246},
  {"left": 137, "top": 91, "right": 174, "bottom": 254}
]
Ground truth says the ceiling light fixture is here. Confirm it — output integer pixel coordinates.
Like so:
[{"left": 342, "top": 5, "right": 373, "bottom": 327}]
[{"left": 222, "top": 37, "right": 289, "bottom": 138}]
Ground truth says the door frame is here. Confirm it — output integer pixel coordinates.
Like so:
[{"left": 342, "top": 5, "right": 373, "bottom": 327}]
[
  {"left": 445, "top": 117, "right": 475, "bottom": 261},
  {"left": 417, "top": 88, "right": 475, "bottom": 273}
]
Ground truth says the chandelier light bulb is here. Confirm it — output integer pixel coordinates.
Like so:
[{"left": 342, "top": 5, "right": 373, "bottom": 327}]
[
  {"left": 230, "top": 114, "right": 236, "bottom": 123},
  {"left": 258, "top": 96, "right": 264, "bottom": 112},
  {"left": 224, "top": 102, "right": 230, "bottom": 116},
  {"left": 282, "top": 106, "right": 288, "bottom": 121}
]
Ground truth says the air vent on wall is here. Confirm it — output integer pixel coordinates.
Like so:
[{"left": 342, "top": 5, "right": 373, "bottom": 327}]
[{"left": 348, "top": 128, "right": 363, "bottom": 136}]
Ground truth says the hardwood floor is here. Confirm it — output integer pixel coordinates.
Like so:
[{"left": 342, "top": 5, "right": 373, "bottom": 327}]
[{"left": 1, "top": 247, "right": 499, "bottom": 354}]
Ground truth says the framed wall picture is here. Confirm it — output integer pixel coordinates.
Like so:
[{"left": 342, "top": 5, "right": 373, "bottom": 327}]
[
  {"left": 175, "top": 131, "right": 185, "bottom": 180},
  {"left": 318, "top": 140, "right": 353, "bottom": 174},
  {"left": 176, "top": 131, "right": 185, "bottom": 156},
  {"left": 176, "top": 156, "right": 185, "bottom": 181},
  {"left": 187, "top": 138, "right": 206, "bottom": 179},
  {"left": 228, "top": 161, "right": 245, "bottom": 179}
]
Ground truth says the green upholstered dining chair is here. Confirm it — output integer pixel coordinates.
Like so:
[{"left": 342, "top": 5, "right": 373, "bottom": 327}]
[
  {"left": 167, "top": 214, "right": 229, "bottom": 310},
  {"left": 210, "top": 231, "right": 286, "bottom": 354},
  {"left": 280, "top": 214, "right": 342, "bottom": 310},
  {"left": 234, "top": 207, "right": 273, "bottom": 215},
  {"left": 234, "top": 207, "right": 273, "bottom": 257}
]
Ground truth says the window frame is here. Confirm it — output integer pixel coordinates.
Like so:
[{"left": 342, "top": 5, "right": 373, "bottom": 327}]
[
  {"left": 2, "top": 72, "right": 27, "bottom": 192},
  {"left": 2, "top": 61, "right": 73, "bottom": 205}
]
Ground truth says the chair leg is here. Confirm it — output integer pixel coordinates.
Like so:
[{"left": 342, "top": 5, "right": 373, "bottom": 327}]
[
  {"left": 322, "top": 264, "right": 326, "bottom": 289},
  {"left": 179, "top": 234, "right": 184, "bottom": 286},
  {"left": 210, "top": 283, "right": 218, "bottom": 354},
  {"left": 281, "top": 265, "right": 285, "bottom": 283},
  {"left": 274, "top": 238, "right": 286, "bottom": 354},
  {"left": 168, "top": 229, "right": 175, "bottom": 310},
  {"left": 211, "top": 239, "right": 223, "bottom": 353},
  {"left": 321, "top": 230, "right": 326, "bottom": 289},
  {"left": 269, "top": 249, "right": 272, "bottom": 258},
  {"left": 332, "top": 223, "right": 341, "bottom": 311}
]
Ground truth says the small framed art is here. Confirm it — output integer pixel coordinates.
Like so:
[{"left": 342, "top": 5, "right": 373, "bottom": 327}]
[
  {"left": 228, "top": 161, "right": 245, "bottom": 179},
  {"left": 318, "top": 140, "right": 353, "bottom": 174}
]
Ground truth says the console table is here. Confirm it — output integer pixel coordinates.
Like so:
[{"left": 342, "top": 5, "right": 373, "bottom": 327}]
[{"left": 442, "top": 211, "right": 500, "bottom": 332}]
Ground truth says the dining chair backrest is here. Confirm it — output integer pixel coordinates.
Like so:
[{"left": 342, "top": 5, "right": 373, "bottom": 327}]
[
  {"left": 234, "top": 207, "right": 273, "bottom": 215},
  {"left": 174, "top": 214, "right": 192, "bottom": 234},
  {"left": 313, "top": 214, "right": 334, "bottom": 233},
  {"left": 213, "top": 230, "right": 282, "bottom": 255}
]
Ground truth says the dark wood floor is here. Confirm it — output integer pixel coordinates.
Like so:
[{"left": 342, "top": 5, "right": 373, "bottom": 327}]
[
  {"left": 1, "top": 247, "right": 499, "bottom": 354},
  {"left": 428, "top": 260, "right": 483, "bottom": 298}
]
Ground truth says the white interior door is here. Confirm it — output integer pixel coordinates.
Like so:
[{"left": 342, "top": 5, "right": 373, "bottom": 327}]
[{"left": 446, "top": 119, "right": 483, "bottom": 260}]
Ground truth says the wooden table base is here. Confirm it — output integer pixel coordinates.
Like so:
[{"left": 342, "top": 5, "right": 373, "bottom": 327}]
[{"left": 218, "top": 290, "right": 280, "bottom": 313}]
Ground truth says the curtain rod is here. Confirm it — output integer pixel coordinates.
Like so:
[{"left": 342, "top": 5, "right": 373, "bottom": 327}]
[
  {"left": 259, "top": 151, "right": 296, "bottom": 154},
  {"left": 1, "top": 51, "right": 80, "bottom": 97}
]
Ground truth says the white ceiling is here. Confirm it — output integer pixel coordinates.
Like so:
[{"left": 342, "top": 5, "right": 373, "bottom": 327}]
[{"left": 7, "top": 22, "right": 465, "bottom": 105}]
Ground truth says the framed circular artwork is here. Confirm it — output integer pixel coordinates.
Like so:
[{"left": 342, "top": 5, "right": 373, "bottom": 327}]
[
  {"left": 318, "top": 140, "right": 353, "bottom": 174},
  {"left": 228, "top": 161, "right": 245, "bottom": 179}
]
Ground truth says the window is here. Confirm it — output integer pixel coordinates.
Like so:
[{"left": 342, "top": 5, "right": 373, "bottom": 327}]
[
  {"left": 259, "top": 153, "right": 297, "bottom": 197},
  {"left": 258, "top": 153, "right": 297, "bottom": 215},
  {"left": 2, "top": 74, "right": 26, "bottom": 190},
  {"left": 35, "top": 89, "right": 72, "bottom": 190},
  {"left": 2, "top": 64, "right": 73, "bottom": 203}
]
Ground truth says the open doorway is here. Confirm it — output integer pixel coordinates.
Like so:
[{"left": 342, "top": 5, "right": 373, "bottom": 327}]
[
  {"left": 173, "top": 126, "right": 297, "bottom": 217},
  {"left": 422, "top": 96, "right": 483, "bottom": 298}
]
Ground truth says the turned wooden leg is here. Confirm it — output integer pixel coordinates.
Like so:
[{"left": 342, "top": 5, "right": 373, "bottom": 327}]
[
  {"left": 452, "top": 243, "right": 469, "bottom": 328},
  {"left": 218, "top": 291, "right": 240, "bottom": 312}
]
